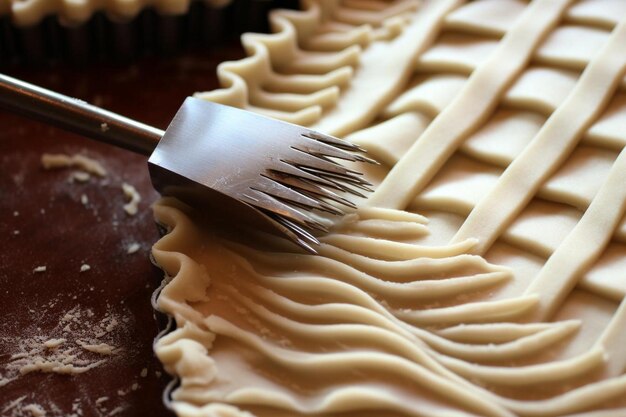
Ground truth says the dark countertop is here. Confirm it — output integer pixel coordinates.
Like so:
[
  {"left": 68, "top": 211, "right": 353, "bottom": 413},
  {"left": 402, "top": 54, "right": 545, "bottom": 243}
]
[{"left": 0, "top": 45, "right": 242, "bottom": 417}]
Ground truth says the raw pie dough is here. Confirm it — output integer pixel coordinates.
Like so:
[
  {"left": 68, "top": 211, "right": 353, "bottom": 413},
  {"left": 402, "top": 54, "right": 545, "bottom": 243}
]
[
  {"left": 0, "top": 0, "right": 230, "bottom": 27},
  {"left": 152, "top": 0, "right": 626, "bottom": 416}
]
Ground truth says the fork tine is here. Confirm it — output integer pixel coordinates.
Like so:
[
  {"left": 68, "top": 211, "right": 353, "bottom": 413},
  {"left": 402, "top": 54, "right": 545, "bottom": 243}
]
[
  {"left": 285, "top": 155, "right": 372, "bottom": 186},
  {"left": 291, "top": 146, "right": 363, "bottom": 175},
  {"left": 267, "top": 216, "right": 317, "bottom": 252},
  {"left": 271, "top": 215, "right": 320, "bottom": 246},
  {"left": 297, "top": 165, "right": 374, "bottom": 187},
  {"left": 258, "top": 128, "right": 377, "bottom": 250},
  {"left": 302, "top": 131, "right": 368, "bottom": 153},
  {"left": 243, "top": 198, "right": 320, "bottom": 254},
  {"left": 265, "top": 171, "right": 357, "bottom": 209},
  {"left": 275, "top": 160, "right": 372, "bottom": 196},
  {"left": 243, "top": 190, "right": 329, "bottom": 233},
  {"left": 274, "top": 160, "right": 342, "bottom": 190},
  {"left": 315, "top": 176, "right": 369, "bottom": 198},
  {"left": 303, "top": 151, "right": 379, "bottom": 170},
  {"left": 287, "top": 144, "right": 367, "bottom": 177},
  {"left": 295, "top": 135, "right": 379, "bottom": 165},
  {"left": 290, "top": 148, "right": 364, "bottom": 175},
  {"left": 254, "top": 175, "right": 341, "bottom": 214}
]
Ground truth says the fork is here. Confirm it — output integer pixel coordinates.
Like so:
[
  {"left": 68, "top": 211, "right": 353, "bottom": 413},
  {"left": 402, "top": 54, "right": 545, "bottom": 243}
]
[{"left": 0, "top": 73, "right": 376, "bottom": 252}]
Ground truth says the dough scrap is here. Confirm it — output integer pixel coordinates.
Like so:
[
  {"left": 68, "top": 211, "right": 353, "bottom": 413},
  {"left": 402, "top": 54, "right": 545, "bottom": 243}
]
[
  {"left": 121, "top": 182, "right": 141, "bottom": 216},
  {"left": 41, "top": 153, "right": 107, "bottom": 177}
]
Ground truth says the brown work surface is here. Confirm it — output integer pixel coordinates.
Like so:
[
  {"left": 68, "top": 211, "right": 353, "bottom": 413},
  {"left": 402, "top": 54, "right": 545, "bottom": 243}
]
[{"left": 0, "top": 45, "right": 243, "bottom": 417}]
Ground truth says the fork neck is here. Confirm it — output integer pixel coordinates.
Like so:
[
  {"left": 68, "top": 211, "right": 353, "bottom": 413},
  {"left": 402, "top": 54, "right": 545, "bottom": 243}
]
[{"left": 0, "top": 73, "right": 164, "bottom": 156}]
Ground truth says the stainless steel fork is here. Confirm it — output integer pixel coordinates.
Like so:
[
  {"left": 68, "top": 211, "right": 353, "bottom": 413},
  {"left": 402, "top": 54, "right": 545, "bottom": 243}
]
[{"left": 0, "top": 73, "right": 376, "bottom": 252}]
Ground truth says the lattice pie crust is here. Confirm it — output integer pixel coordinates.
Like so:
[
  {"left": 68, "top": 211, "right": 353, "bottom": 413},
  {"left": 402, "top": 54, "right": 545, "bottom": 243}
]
[{"left": 152, "top": 1, "right": 626, "bottom": 416}]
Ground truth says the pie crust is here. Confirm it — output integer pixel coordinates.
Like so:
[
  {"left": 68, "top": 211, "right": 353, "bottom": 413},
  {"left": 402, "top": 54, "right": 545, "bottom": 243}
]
[{"left": 153, "top": 1, "right": 626, "bottom": 415}]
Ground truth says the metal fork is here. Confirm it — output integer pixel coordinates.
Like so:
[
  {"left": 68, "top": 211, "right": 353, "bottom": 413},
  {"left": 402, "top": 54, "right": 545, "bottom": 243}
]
[{"left": 0, "top": 73, "right": 376, "bottom": 252}]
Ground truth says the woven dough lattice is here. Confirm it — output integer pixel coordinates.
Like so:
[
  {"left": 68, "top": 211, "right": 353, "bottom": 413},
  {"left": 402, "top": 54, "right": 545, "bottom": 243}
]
[{"left": 153, "top": 1, "right": 626, "bottom": 416}]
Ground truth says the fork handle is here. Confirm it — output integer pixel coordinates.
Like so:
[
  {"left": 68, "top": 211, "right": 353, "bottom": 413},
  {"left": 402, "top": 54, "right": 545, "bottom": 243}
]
[{"left": 0, "top": 73, "right": 164, "bottom": 156}]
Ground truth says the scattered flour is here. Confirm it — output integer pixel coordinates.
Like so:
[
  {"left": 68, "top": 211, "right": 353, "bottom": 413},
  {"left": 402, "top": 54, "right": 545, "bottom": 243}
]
[
  {"left": 121, "top": 183, "right": 141, "bottom": 216},
  {"left": 0, "top": 376, "right": 13, "bottom": 387},
  {"left": 105, "top": 318, "right": 118, "bottom": 333},
  {"left": 95, "top": 397, "right": 108, "bottom": 405},
  {"left": 42, "top": 339, "right": 65, "bottom": 349},
  {"left": 77, "top": 341, "right": 116, "bottom": 355},
  {"left": 126, "top": 242, "right": 140, "bottom": 254},
  {"left": 22, "top": 404, "right": 45, "bottom": 417},
  {"left": 0, "top": 305, "right": 127, "bottom": 384},
  {"left": 107, "top": 406, "right": 125, "bottom": 416},
  {"left": 1, "top": 392, "right": 130, "bottom": 417},
  {"left": 2, "top": 396, "right": 27, "bottom": 414},
  {"left": 7, "top": 133, "right": 161, "bottom": 417},
  {"left": 23, "top": 152, "right": 151, "bottom": 416},
  {"left": 70, "top": 171, "right": 91, "bottom": 183}
]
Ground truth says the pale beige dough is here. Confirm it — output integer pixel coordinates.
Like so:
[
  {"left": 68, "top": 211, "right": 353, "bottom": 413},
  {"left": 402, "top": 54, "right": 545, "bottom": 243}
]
[
  {"left": 0, "top": 0, "right": 230, "bottom": 27},
  {"left": 41, "top": 153, "right": 106, "bottom": 177},
  {"left": 153, "top": 0, "right": 626, "bottom": 416},
  {"left": 121, "top": 182, "right": 141, "bottom": 216}
]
